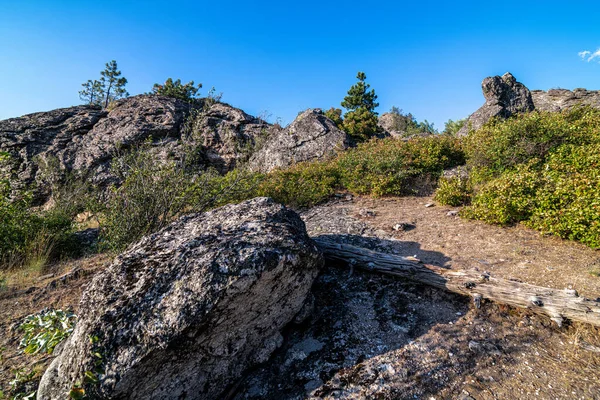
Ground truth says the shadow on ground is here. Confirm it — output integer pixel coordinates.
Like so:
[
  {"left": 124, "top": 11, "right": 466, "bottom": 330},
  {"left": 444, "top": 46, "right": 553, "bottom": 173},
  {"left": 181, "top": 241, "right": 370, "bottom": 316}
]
[{"left": 230, "top": 234, "right": 551, "bottom": 399}]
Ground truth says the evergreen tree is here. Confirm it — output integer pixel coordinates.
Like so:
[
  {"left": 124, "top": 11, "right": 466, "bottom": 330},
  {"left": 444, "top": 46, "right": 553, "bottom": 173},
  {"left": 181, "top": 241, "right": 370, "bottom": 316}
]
[
  {"left": 100, "top": 60, "right": 129, "bottom": 108},
  {"left": 151, "top": 78, "right": 202, "bottom": 102},
  {"left": 79, "top": 79, "right": 104, "bottom": 106},
  {"left": 341, "top": 72, "right": 381, "bottom": 141}
]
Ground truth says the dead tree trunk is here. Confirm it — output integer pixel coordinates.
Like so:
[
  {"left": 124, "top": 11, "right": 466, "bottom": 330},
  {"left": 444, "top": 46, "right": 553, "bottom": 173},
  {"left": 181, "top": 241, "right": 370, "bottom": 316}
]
[{"left": 314, "top": 237, "right": 600, "bottom": 328}]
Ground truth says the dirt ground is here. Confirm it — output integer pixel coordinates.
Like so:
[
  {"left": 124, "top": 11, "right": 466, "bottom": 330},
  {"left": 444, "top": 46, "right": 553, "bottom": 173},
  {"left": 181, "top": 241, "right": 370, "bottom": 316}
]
[
  {"left": 1, "top": 195, "right": 599, "bottom": 399},
  {"left": 349, "top": 195, "right": 600, "bottom": 300}
]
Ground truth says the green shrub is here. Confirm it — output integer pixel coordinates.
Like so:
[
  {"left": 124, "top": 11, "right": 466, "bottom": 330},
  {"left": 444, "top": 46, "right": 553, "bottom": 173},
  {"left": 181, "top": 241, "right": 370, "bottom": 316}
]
[
  {"left": 462, "top": 162, "right": 543, "bottom": 225},
  {"left": 258, "top": 161, "right": 339, "bottom": 208},
  {"left": 462, "top": 107, "right": 600, "bottom": 248},
  {"left": 465, "top": 106, "right": 600, "bottom": 175},
  {"left": 19, "top": 309, "right": 76, "bottom": 355},
  {"left": 336, "top": 136, "right": 465, "bottom": 196},
  {"left": 434, "top": 176, "right": 472, "bottom": 206}
]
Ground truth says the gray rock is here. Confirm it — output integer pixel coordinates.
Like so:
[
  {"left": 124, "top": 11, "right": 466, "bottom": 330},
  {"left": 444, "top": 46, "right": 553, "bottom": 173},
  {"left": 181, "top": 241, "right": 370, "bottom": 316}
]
[
  {"left": 0, "top": 96, "right": 272, "bottom": 201},
  {"left": 531, "top": 88, "right": 600, "bottom": 112},
  {"left": 248, "top": 109, "right": 351, "bottom": 173},
  {"left": 37, "top": 197, "right": 323, "bottom": 400},
  {"left": 457, "top": 72, "right": 534, "bottom": 136}
]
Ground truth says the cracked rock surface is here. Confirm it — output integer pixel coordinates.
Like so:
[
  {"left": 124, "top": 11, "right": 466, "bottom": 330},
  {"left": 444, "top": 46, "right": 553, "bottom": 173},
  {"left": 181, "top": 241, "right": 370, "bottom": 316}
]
[{"left": 37, "top": 197, "right": 323, "bottom": 400}]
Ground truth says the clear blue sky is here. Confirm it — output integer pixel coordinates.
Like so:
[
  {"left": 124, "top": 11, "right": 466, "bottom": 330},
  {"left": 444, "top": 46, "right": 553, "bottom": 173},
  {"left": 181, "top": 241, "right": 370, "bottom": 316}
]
[{"left": 1, "top": 1, "right": 599, "bottom": 130}]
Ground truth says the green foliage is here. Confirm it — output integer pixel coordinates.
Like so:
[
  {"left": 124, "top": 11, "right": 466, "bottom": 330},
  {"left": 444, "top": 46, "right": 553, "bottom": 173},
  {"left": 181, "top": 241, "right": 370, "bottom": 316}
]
[
  {"left": 434, "top": 176, "right": 471, "bottom": 206},
  {"left": 342, "top": 108, "right": 380, "bottom": 142},
  {"left": 80, "top": 60, "right": 128, "bottom": 109},
  {"left": 151, "top": 78, "right": 202, "bottom": 102},
  {"left": 462, "top": 106, "right": 600, "bottom": 248},
  {"left": 341, "top": 72, "right": 379, "bottom": 112},
  {"left": 19, "top": 309, "right": 76, "bottom": 355},
  {"left": 340, "top": 72, "right": 381, "bottom": 142},
  {"left": 336, "top": 136, "right": 465, "bottom": 197},
  {"left": 96, "top": 145, "right": 262, "bottom": 251},
  {"left": 462, "top": 162, "right": 543, "bottom": 225},
  {"left": 0, "top": 155, "right": 75, "bottom": 270},
  {"left": 388, "top": 107, "right": 437, "bottom": 136},
  {"left": 8, "top": 369, "right": 36, "bottom": 400},
  {"left": 442, "top": 118, "right": 466, "bottom": 136},
  {"left": 465, "top": 106, "right": 600, "bottom": 174},
  {"left": 79, "top": 80, "right": 104, "bottom": 106},
  {"left": 258, "top": 161, "right": 338, "bottom": 208},
  {"left": 324, "top": 107, "right": 343, "bottom": 128},
  {"left": 100, "top": 60, "right": 128, "bottom": 108}
]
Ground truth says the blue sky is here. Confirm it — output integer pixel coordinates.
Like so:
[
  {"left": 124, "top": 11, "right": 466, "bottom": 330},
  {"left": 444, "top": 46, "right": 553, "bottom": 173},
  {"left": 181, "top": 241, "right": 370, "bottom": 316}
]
[{"left": 0, "top": 1, "right": 599, "bottom": 130}]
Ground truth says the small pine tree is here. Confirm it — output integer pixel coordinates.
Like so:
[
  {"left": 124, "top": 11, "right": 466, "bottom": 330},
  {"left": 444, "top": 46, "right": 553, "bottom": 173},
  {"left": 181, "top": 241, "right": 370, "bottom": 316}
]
[
  {"left": 151, "top": 78, "right": 202, "bottom": 102},
  {"left": 340, "top": 72, "right": 381, "bottom": 141},
  {"left": 79, "top": 79, "right": 104, "bottom": 106},
  {"left": 100, "top": 60, "right": 129, "bottom": 108}
]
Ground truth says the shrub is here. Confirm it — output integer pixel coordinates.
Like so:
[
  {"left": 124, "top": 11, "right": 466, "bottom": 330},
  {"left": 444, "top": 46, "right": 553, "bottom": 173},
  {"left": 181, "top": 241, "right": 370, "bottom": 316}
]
[
  {"left": 336, "top": 136, "right": 465, "bottom": 196},
  {"left": 462, "top": 162, "right": 543, "bottom": 225},
  {"left": 96, "top": 145, "right": 264, "bottom": 251},
  {"left": 151, "top": 78, "right": 202, "bottom": 102},
  {"left": 465, "top": 106, "right": 600, "bottom": 175},
  {"left": 258, "top": 161, "right": 339, "bottom": 208},
  {"left": 462, "top": 107, "right": 600, "bottom": 248},
  {"left": 434, "top": 176, "right": 471, "bottom": 206},
  {"left": 0, "top": 187, "right": 75, "bottom": 271},
  {"left": 19, "top": 309, "right": 77, "bottom": 355}
]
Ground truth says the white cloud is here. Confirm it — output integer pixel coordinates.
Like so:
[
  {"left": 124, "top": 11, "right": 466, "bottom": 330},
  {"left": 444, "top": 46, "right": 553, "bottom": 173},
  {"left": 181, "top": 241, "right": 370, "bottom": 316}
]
[{"left": 579, "top": 48, "right": 600, "bottom": 62}]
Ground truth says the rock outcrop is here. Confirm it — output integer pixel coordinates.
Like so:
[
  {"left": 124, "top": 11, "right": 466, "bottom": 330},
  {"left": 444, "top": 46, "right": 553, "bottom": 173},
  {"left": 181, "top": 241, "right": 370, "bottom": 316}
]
[
  {"left": 531, "top": 88, "right": 600, "bottom": 112},
  {"left": 248, "top": 109, "right": 351, "bottom": 173},
  {"left": 37, "top": 197, "right": 323, "bottom": 400},
  {"left": 457, "top": 72, "right": 534, "bottom": 136},
  {"left": 0, "top": 96, "right": 272, "bottom": 200}
]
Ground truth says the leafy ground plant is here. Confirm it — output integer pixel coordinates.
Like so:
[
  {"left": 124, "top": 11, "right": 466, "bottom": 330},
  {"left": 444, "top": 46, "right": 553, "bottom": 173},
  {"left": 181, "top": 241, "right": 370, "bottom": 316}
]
[{"left": 19, "top": 309, "right": 77, "bottom": 355}]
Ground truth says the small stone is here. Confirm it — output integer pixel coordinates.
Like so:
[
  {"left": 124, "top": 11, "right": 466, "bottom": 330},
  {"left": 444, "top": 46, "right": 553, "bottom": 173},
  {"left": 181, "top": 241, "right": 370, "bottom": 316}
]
[
  {"left": 424, "top": 203, "right": 434, "bottom": 208},
  {"left": 359, "top": 208, "right": 377, "bottom": 217},
  {"left": 393, "top": 222, "right": 415, "bottom": 231},
  {"left": 447, "top": 210, "right": 459, "bottom": 217}
]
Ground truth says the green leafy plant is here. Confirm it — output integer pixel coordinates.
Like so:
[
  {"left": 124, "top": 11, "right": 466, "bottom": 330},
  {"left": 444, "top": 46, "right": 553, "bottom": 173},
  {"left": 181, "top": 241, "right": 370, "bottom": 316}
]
[
  {"left": 19, "top": 309, "right": 77, "bottom": 355},
  {"left": 8, "top": 368, "right": 37, "bottom": 400},
  {"left": 434, "top": 176, "right": 472, "bottom": 206},
  {"left": 461, "top": 106, "right": 600, "bottom": 248}
]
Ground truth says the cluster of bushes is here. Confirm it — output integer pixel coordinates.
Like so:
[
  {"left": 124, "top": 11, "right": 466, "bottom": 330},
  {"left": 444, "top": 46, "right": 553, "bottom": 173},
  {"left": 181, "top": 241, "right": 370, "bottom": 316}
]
[
  {"left": 0, "top": 152, "right": 77, "bottom": 272},
  {"left": 435, "top": 106, "right": 600, "bottom": 248}
]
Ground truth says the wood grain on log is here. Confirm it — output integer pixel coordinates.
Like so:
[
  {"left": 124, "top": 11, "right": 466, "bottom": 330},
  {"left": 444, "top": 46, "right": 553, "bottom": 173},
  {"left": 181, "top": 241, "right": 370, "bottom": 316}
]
[{"left": 314, "top": 237, "right": 600, "bottom": 328}]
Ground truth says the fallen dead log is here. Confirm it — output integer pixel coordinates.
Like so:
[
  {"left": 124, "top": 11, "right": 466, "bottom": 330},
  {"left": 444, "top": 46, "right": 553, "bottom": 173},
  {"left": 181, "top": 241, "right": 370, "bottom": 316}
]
[{"left": 314, "top": 237, "right": 600, "bottom": 328}]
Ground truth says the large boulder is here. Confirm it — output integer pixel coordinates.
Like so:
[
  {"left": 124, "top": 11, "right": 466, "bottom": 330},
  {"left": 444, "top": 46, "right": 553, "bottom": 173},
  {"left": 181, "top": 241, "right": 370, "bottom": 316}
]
[
  {"left": 37, "top": 197, "right": 323, "bottom": 399},
  {"left": 248, "top": 109, "right": 351, "bottom": 173},
  {"left": 186, "top": 102, "right": 272, "bottom": 173},
  {"left": 457, "top": 72, "right": 534, "bottom": 136}
]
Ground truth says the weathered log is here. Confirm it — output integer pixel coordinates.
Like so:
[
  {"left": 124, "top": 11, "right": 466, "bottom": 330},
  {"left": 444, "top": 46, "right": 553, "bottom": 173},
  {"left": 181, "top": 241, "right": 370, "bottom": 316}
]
[{"left": 314, "top": 237, "right": 600, "bottom": 328}]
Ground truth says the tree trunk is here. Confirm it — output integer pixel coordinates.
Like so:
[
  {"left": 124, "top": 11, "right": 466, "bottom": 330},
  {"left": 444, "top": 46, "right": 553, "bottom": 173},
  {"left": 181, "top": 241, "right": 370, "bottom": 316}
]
[{"left": 314, "top": 237, "right": 600, "bottom": 328}]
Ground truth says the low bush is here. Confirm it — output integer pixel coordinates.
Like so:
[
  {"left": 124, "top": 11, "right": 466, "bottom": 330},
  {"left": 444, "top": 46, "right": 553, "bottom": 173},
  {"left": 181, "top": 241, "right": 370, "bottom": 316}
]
[
  {"left": 0, "top": 177, "right": 75, "bottom": 271},
  {"left": 258, "top": 161, "right": 339, "bottom": 208},
  {"left": 434, "top": 176, "right": 471, "bottom": 206},
  {"left": 461, "top": 107, "right": 600, "bottom": 248},
  {"left": 336, "top": 136, "right": 465, "bottom": 196}
]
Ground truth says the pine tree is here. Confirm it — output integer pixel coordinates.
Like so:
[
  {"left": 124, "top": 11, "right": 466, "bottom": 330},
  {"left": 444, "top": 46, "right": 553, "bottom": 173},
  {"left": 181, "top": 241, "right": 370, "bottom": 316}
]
[
  {"left": 151, "top": 78, "right": 202, "bottom": 102},
  {"left": 79, "top": 79, "right": 104, "bottom": 106},
  {"left": 100, "top": 60, "right": 129, "bottom": 108},
  {"left": 341, "top": 72, "right": 381, "bottom": 141}
]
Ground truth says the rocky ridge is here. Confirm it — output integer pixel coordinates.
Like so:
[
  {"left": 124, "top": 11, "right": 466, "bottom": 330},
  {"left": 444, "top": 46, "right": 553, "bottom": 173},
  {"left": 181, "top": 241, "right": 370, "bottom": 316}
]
[
  {"left": 0, "top": 97, "right": 348, "bottom": 201},
  {"left": 458, "top": 72, "right": 600, "bottom": 136}
]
